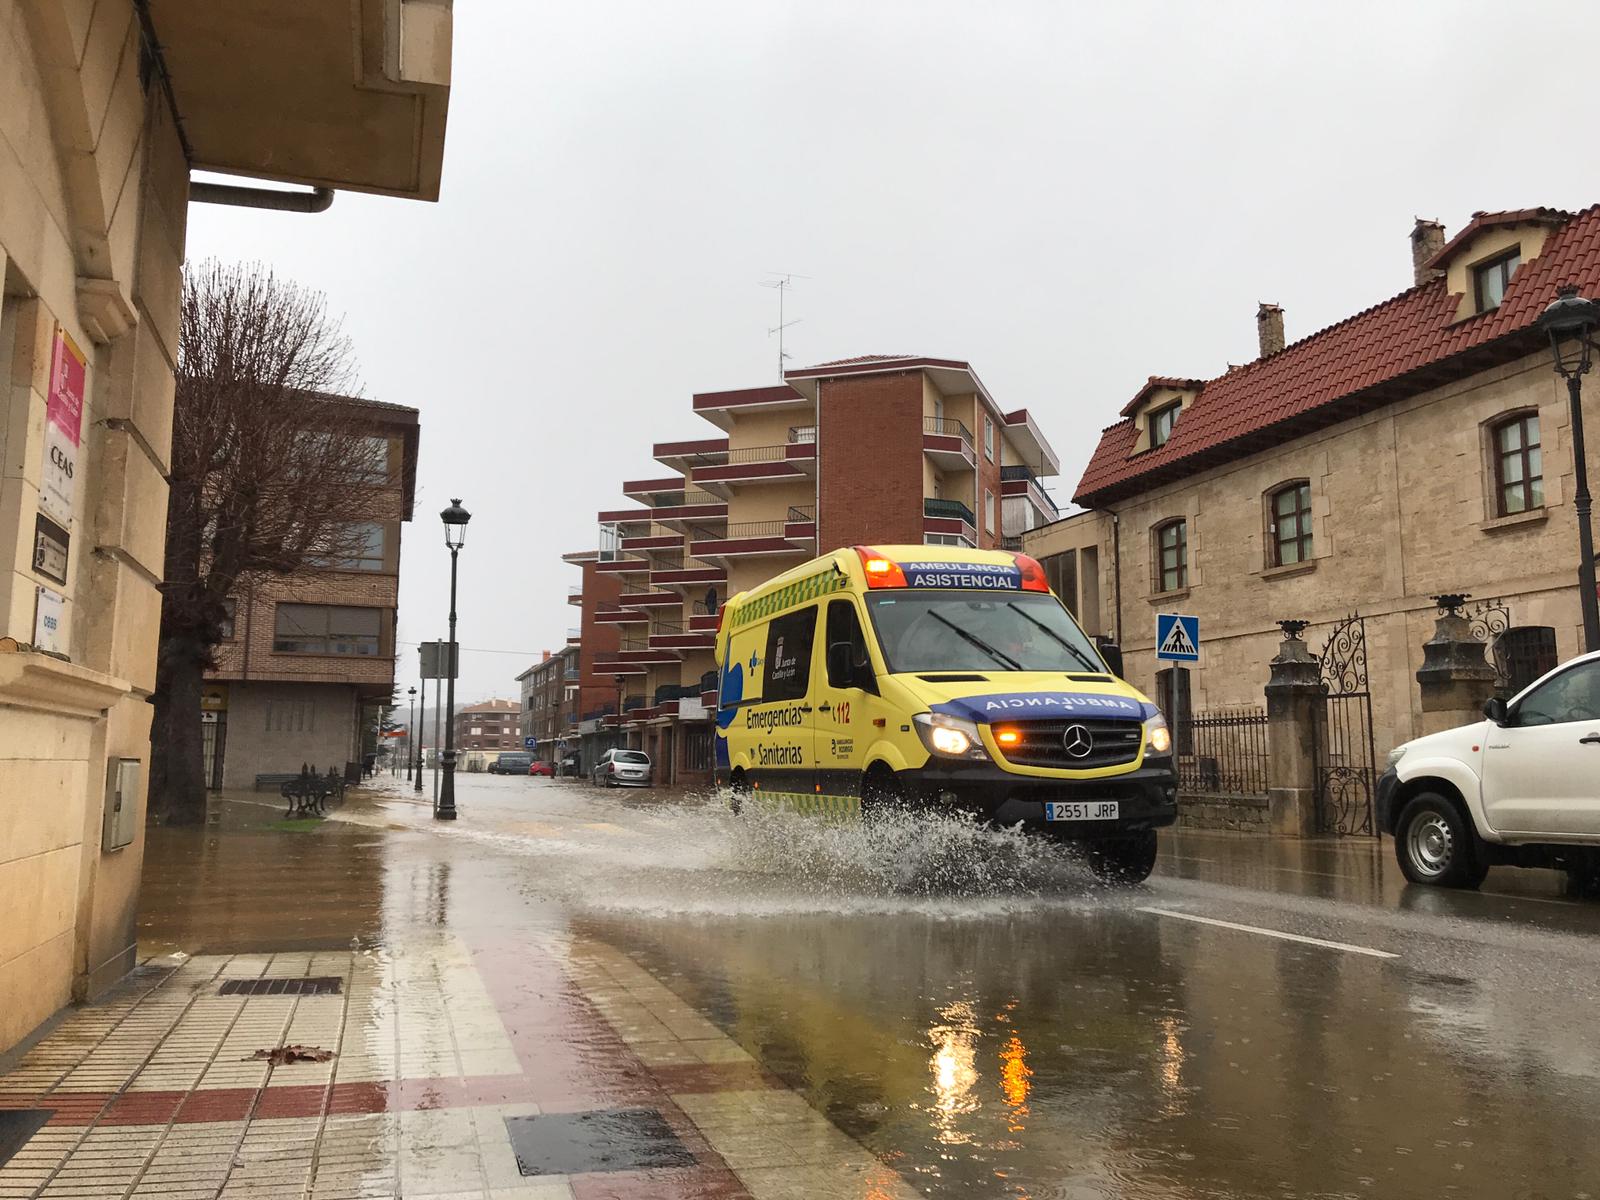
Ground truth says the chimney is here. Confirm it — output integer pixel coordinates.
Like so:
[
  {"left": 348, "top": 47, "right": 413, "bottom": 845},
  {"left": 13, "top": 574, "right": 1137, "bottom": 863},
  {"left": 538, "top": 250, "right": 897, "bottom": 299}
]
[
  {"left": 1256, "top": 302, "right": 1285, "bottom": 358},
  {"left": 1411, "top": 218, "right": 1446, "bottom": 286},
  {"left": 541, "top": 650, "right": 551, "bottom": 661}
]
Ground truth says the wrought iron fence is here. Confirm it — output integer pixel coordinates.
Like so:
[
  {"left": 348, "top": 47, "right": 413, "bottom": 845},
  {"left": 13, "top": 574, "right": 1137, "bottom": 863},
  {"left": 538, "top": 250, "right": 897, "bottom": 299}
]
[
  {"left": 788, "top": 425, "right": 816, "bottom": 444},
  {"left": 1176, "top": 706, "right": 1269, "bottom": 797},
  {"left": 787, "top": 505, "right": 816, "bottom": 523}
]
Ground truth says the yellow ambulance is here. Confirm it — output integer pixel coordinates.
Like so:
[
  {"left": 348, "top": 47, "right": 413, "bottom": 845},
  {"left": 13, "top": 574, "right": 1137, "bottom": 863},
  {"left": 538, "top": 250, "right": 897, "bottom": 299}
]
[{"left": 713, "top": 545, "right": 1178, "bottom": 882}]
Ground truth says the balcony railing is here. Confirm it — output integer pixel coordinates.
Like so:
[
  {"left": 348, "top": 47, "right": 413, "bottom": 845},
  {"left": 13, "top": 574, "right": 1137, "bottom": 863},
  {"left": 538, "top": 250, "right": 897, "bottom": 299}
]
[
  {"left": 924, "top": 497, "right": 976, "bottom": 525},
  {"left": 1000, "top": 464, "right": 1040, "bottom": 483},
  {"left": 924, "top": 416, "right": 974, "bottom": 442},
  {"left": 788, "top": 425, "right": 816, "bottom": 444},
  {"left": 717, "top": 511, "right": 817, "bottom": 540},
  {"left": 647, "top": 489, "right": 722, "bottom": 508},
  {"left": 722, "top": 444, "right": 794, "bottom": 465},
  {"left": 654, "top": 681, "right": 704, "bottom": 704},
  {"left": 651, "top": 616, "right": 684, "bottom": 635}
]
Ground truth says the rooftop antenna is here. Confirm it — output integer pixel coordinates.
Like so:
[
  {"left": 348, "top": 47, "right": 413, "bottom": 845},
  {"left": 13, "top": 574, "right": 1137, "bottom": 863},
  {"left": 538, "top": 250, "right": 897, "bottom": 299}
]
[{"left": 760, "top": 272, "right": 809, "bottom": 379}]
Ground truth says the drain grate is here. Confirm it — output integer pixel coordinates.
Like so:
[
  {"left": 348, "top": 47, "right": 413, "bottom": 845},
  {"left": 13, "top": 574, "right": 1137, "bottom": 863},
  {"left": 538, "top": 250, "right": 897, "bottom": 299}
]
[
  {"left": 218, "top": 976, "right": 343, "bottom": 997},
  {"left": 0, "top": 1110, "right": 52, "bottom": 1169},
  {"left": 505, "top": 1108, "right": 697, "bottom": 1176}
]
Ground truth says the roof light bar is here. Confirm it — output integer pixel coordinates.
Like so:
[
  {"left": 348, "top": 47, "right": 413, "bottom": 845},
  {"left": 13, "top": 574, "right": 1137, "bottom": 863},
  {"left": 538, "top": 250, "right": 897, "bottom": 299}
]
[
  {"left": 854, "top": 546, "right": 907, "bottom": 588},
  {"left": 1014, "top": 553, "right": 1051, "bottom": 592}
]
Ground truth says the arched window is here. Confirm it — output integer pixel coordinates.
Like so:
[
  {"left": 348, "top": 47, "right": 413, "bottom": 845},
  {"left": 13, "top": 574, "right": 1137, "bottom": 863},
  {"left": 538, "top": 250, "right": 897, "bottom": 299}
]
[
  {"left": 1155, "top": 519, "right": 1187, "bottom": 592},
  {"left": 1268, "top": 481, "right": 1313, "bottom": 566},
  {"left": 1492, "top": 412, "right": 1542, "bottom": 516}
]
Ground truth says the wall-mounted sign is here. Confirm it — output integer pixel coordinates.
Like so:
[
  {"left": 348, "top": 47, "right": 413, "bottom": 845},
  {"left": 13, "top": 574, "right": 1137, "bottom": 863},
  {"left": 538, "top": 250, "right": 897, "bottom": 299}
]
[
  {"left": 200, "top": 688, "right": 229, "bottom": 713},
  {"left": 33, "top": 513, "right": 69, "bottom": 585},
  {"left": 34, "top": 586, "right": 65, "bottom": 653},
  {"left": 40, "top": 328, "right": 85, "bottom": 526}
]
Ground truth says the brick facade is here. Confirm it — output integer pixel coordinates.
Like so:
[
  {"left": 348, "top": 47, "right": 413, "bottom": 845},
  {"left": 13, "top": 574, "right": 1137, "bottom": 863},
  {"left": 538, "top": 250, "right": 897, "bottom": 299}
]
[
  {"left": 456, "top": 699, "right": 521, "bottom": 752},
  {"left": 817, "top": 373, "right": 924, "bottom": 551}
]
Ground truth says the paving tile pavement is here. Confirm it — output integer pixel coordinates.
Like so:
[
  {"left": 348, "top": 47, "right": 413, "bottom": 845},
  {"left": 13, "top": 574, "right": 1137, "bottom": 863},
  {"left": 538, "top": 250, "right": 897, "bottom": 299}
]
[{"left": 0, "top": 934, "right": 917, "bottom": 1200}]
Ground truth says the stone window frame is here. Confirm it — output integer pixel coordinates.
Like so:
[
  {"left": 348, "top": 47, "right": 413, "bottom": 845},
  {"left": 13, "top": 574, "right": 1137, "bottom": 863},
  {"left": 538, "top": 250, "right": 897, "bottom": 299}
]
[
  {"left": 1263, "top": 479, "right": 1315, "bottom": 570},
  {"left": 1485, "top": 407, "right": 1544, "bottom": 519},
  {"left": 1151, "top": 517, "right": 1189, "bottom": 595}
]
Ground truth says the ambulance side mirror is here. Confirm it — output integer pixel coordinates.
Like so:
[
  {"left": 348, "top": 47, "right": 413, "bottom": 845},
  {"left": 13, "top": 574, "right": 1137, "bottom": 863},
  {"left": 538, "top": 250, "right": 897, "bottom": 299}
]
[
  {"left": 828, "top": 642, "right": 876, "bottom": 692},
  {"left": 1096, "top": 639, "right": 1124, "bottom": 678}
]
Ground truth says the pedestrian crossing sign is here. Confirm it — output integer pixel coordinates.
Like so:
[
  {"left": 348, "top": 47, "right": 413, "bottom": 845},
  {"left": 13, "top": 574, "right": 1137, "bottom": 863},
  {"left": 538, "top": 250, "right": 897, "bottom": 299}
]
[{"left": 1156, "top": 613, "right": 1200, "bottom": 662}]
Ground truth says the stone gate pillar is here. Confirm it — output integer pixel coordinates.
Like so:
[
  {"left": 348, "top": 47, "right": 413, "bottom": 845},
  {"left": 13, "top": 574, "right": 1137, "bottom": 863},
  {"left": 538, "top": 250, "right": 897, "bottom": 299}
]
[
  {"left": 1265, "top": 620, "right": 1323, "bottom": 838},
  {"left": 1415, "top": 594, "right": 1498, "bottom": 735}
]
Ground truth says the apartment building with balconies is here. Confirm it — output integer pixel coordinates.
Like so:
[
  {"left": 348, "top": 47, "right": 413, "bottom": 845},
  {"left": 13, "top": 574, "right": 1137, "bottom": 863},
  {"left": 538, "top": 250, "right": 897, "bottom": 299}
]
[{"left": 568, "top": 355, "right": 1061, "bottom": 787}]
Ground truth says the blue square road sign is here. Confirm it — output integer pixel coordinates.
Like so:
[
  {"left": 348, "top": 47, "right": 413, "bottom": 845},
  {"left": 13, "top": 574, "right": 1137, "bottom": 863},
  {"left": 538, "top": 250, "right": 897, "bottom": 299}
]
[{"left": 1156, "top": 613, "right": 1200, "bottom": 662}]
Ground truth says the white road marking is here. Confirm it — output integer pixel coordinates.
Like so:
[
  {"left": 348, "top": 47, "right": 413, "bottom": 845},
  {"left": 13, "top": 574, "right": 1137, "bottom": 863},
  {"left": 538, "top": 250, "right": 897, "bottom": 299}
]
[{"left": 1139, "top": 906, "right": 1399, "bottom": 959}]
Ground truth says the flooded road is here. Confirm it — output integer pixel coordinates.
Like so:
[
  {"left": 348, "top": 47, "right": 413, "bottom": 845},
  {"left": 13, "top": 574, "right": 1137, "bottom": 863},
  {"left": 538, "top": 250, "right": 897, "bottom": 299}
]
[{"left": 139, "top": 775, "right": 1600, "bottom": 1198}]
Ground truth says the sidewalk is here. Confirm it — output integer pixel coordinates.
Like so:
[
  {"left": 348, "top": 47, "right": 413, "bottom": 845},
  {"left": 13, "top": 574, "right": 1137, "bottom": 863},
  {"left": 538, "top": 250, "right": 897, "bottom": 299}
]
[{"left": 0, "top": 792, "right": 918, "bottom": 1200}]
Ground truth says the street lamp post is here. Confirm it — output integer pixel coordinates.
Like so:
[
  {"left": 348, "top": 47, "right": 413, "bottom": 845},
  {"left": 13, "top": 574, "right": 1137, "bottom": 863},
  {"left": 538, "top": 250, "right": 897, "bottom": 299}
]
[
  {"left": 1537, "top": 285, "right": 1600, "bottom": 654},
  {"left": 437, "top": 498, "right": 472, "bottom": 820},
  {"left": 406, "top": 686, "right": 417, "bottom": 782},
  {"left": 614, "top": 673, "right": 626, "bottom": 751}
]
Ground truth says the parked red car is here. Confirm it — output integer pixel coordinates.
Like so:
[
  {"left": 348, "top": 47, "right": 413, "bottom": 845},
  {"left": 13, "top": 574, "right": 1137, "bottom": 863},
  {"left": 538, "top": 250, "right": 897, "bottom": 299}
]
[{"left": 528, "top": 761, "right": 555, "bottom": 777}]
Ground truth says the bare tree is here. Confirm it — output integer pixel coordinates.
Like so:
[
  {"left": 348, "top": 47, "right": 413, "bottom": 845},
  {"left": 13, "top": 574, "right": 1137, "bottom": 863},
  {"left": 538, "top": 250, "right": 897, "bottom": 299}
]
[{"left": 150, "top": 261, "right": 389, "bottom": 823}]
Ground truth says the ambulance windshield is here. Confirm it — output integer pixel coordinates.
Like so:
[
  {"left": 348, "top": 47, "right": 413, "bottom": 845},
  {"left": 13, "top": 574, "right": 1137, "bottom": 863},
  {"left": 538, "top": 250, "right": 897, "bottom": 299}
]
[{"left": 866, "top": 591, "right": 1107, "bottom": 675}]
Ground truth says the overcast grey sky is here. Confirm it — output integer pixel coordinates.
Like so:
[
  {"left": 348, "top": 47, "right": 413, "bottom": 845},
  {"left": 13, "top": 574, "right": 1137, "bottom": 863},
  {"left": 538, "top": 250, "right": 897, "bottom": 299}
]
[{"left": 187, "top": 0, "right": 1600, "bottom": 705}]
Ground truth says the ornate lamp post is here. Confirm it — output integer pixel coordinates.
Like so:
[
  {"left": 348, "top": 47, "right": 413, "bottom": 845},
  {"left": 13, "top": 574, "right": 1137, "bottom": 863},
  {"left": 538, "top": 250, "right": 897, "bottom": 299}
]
[
  {"left": 406, "top": 686, "right": 417, "bottom": 782},
  {"left": 1536, "top": 286, "right": 1600, "bottom": 653},
  {"left": 437, "top": 498, "right": 471, "bottom": 820}
]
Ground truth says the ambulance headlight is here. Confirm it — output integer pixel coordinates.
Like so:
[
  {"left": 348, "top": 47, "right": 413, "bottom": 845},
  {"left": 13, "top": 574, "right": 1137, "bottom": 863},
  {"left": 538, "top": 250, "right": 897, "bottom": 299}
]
[
  {"left": 913, "top": 712, "right": 989, "bottom": 761},
  {"left": 1145, "top": 712, "right": 1172, "bottom": 756}
]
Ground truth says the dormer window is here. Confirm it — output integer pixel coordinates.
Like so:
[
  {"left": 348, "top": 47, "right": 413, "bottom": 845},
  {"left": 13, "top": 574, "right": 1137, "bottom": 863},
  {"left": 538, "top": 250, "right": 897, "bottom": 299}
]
[
  {"left": 1148, "top": 402, "right": 1180, "bottom": 449},
  {"left": 1474, "top": 248, "right": 1520, "bottom": 313}
]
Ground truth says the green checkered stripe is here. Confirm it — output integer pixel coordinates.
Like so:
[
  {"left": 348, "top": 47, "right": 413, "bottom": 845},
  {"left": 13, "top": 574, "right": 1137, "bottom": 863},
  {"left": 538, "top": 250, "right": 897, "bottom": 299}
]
[
  {"left": 728, "top": 568, "right": 848, "bottom": 630},
  {"left": 754, "top": 790, "right": 862, "bottom": 821}
]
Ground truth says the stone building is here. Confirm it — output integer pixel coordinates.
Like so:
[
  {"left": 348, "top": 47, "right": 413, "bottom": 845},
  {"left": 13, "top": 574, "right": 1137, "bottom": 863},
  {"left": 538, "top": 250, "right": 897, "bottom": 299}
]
[
  {"left": 1026, "top": 208, "right": 1600, "bottom": 773},
  {"left": 204, "top": 397, "right": 420, "bottom": 788},
  {"left": 0, "top": 2, "right": 450, "bottom": 1053}
]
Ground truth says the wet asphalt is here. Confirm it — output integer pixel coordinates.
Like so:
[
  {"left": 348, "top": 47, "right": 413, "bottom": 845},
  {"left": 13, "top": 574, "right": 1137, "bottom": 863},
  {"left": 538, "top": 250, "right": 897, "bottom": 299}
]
[{"left": 139, "top": 774, "right": 1600, "bottom": 1199}]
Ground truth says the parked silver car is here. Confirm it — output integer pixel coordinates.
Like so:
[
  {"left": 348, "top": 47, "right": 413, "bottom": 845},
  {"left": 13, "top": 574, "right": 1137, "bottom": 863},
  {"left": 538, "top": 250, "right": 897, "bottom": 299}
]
[{"left": 593, "top": 748, "right": 652, "bottom": 788}]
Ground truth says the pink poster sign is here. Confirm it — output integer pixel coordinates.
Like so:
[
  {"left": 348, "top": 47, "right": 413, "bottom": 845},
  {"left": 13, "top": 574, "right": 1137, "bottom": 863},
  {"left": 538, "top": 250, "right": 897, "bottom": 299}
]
[{"left": 47, "top": 329, "right": 85, "bottom": 448}]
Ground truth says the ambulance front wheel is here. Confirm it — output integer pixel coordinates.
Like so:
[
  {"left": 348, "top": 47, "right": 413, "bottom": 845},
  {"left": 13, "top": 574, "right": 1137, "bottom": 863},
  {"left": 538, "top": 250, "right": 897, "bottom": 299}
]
[
  {"left": 1083, "top": 830, "right": 1158, "bottom": 885},
  {"left": 728, "top": 769, "right": 751, "bottom": 815},
  {"left": 859, "top": 765, "right": 905, "bottom": 821}
]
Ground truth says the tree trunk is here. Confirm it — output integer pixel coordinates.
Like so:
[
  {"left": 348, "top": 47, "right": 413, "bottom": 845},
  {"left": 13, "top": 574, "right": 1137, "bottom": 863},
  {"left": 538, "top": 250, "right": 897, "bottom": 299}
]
[{"left": 149, "top": 636, "right": 210, "bottom": 824}]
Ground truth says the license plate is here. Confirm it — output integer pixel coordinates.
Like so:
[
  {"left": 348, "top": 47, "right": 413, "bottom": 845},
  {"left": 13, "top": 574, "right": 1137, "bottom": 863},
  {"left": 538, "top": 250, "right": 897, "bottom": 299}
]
[{"left": 1046, "top": 801, "right": 1119, "bottom": 822}]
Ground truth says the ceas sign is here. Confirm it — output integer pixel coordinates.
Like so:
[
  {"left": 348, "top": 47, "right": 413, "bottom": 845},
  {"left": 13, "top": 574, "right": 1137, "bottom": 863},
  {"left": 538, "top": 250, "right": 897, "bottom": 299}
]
[{"left": 40, "top": 328, "right": 85, "bottom": 526}]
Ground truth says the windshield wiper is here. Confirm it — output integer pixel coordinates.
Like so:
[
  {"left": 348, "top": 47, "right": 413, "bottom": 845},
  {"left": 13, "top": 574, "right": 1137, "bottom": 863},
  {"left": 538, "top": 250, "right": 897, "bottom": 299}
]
[
  {"left": 1005, "top": 602, "right": 1103, "bottom": 673},
  {"left": 928, "top": 611, "right": 1023, "bottom": 671}
]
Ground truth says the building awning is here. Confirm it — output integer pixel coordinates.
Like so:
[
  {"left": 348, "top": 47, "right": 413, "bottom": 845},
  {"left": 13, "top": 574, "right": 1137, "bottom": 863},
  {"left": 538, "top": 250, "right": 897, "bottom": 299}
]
[{"left": 147, "top": 0, "right": 451, "bottom": 201}]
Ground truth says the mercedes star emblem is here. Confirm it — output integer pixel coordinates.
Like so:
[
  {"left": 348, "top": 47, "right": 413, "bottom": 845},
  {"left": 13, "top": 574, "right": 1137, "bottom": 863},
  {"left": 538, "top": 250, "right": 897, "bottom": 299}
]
[{"left": 1061, "top": 723, "right": 1094, "bottom": 759}]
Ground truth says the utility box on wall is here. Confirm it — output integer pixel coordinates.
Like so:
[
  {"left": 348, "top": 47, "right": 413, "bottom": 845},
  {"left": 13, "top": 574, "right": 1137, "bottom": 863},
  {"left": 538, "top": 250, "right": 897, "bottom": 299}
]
[{"left": 103, "top": 758, "right": 141, "bottom": 851}]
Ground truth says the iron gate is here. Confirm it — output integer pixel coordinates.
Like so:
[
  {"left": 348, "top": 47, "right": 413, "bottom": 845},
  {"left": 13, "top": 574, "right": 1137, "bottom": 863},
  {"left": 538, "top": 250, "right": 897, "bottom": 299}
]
[{"left": 1314, "top": 614, "right": 1377, "bottom": 836}]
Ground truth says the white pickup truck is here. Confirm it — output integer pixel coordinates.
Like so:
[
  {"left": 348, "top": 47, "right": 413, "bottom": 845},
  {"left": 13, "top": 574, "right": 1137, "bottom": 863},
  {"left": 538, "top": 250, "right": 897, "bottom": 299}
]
[{"left": 1378, "top": 650, "right": 1600, "bottom": 889}]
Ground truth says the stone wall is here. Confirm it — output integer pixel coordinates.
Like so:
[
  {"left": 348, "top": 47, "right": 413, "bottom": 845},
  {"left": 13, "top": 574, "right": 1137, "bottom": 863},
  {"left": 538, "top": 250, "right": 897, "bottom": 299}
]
[
  {"left": 1177, "top": 793, "right": 1271, "bottom": 833},
  {"left": 218, "top": 682, "right": 362, "bottom": 790}
]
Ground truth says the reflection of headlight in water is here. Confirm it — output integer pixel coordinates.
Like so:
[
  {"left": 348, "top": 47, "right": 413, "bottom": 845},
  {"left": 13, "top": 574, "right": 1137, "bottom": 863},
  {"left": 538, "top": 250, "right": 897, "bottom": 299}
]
[{"left": 927, "top": 1002, "right": 982, "bottom": 1145}]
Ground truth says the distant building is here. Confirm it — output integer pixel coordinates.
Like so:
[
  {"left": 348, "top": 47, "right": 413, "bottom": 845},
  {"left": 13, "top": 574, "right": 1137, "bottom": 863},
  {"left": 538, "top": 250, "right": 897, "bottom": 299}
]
[
  {"left": 516, "top": 648, "right": 579, "bottom": 766},
  {"left": 456, "top": 699, "right": 522, "bottom": 753},
  {"left": 566, "top": 355, "right": 1062, "bottom": 786},
  {"left": 205, "top": 398, "right": 420, "bottom": 786}
]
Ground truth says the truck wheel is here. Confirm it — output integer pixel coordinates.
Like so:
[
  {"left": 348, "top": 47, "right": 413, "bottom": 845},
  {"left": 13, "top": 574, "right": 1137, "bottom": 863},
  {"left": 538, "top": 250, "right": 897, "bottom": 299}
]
[
  {"left": 1084, "top": 830, "right": 1158, "bottom": 885},
  {"left": 728, "top": 769, "right": 750, "bottom": 815},
  {"left": 1395, "top": 793, "right": 1487, "bottom": 888}
]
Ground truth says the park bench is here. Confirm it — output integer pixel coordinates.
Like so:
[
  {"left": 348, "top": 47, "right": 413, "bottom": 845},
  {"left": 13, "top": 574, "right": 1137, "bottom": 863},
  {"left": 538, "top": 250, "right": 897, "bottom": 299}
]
[{"left": 273, "top": 765, "right": 348, "bottom": 817}]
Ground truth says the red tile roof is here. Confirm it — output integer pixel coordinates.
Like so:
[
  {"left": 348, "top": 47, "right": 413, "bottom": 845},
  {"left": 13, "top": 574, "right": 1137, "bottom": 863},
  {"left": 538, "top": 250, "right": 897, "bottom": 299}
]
[
  {"left": 1075, "top": 205, "right": 1600, "bottom": 506},
  {"left": 1424, "top": 208, "right": 1570, "bottom": 270}
]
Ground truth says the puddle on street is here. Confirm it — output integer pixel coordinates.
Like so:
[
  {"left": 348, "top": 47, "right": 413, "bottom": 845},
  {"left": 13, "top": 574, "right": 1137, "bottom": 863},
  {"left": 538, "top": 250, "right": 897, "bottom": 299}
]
[{"left": 137, "top": 778, "right": 1600, "bottom": 1199}]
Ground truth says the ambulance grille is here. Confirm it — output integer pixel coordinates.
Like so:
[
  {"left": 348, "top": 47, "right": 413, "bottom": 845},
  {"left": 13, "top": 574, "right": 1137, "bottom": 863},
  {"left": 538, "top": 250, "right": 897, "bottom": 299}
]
[{"left": 996, "top": 718, "right": 1142, "bottom": 770}]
